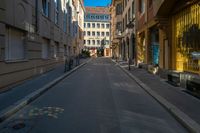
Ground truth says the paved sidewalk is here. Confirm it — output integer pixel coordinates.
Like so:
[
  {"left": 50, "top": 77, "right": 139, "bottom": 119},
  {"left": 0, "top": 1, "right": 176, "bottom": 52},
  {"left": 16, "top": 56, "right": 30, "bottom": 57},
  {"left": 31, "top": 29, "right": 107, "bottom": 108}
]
[
  {"left": 0, "top": 58, "right": 89, "bottom": 112},
  {"left": 117, "top": 61, "right": 200, "bottom": 125}
]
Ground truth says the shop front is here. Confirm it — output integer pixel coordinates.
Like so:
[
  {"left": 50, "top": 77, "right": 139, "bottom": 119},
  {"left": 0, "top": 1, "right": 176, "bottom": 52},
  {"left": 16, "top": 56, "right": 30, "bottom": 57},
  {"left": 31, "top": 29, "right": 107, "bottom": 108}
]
[{"left": 172, "top": 3, "right": 200, "bottom": 74}]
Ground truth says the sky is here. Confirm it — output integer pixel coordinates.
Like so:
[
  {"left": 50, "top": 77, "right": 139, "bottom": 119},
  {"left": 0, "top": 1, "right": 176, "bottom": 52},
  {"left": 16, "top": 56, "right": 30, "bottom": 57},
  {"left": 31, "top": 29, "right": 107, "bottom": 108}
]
[{"left": 84, "top": 0, "right": 111, "bottom": 7}]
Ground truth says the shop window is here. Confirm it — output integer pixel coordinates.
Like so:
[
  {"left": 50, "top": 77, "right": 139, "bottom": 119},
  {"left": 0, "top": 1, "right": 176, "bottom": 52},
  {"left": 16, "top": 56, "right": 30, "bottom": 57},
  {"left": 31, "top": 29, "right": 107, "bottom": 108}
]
[{"left": 174, "top": 4, "right": 200, "bottom": 73}]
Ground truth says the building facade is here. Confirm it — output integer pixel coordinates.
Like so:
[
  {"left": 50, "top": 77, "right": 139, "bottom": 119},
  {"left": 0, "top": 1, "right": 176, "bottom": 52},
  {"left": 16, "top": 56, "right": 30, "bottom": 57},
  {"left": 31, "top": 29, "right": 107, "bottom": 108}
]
[
  {"left": 135, "top": 0, "right": 163, "bottom": 72},
  {"left": 83, "top": 6, "right": 111, "bottom": 57},
  {"left": 0, "top": 0, "right": 84, "bottom": 89},
  {"left": 156, "top": 0, "right": 200, "bottom": 87},
  {"left": 111, "top": 0, "right": 136, "bottom": 62},
  {"left": 110, "top": 0, "right": 123, "bottom": 59}
]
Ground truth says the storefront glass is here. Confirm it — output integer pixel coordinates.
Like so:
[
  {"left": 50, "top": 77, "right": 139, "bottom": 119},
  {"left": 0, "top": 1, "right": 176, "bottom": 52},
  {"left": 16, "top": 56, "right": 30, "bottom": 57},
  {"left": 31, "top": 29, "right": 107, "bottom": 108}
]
[{"left": 174, "top": 3, "right": 200, "bottom": 74}]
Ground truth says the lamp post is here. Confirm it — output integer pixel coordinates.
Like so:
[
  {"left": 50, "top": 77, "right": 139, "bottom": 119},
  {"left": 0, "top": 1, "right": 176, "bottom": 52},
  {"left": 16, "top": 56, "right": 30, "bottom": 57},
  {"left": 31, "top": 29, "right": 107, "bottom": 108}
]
[{"left": 126, "top": 19, "right": 134, "bottom": 71}]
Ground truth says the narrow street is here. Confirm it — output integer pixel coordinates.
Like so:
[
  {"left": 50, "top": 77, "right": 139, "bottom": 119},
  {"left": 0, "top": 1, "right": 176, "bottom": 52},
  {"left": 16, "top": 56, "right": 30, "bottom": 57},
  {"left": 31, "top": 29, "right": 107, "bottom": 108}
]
[{"left": 0, "top": 58, "right": 187, "bottom": 133}]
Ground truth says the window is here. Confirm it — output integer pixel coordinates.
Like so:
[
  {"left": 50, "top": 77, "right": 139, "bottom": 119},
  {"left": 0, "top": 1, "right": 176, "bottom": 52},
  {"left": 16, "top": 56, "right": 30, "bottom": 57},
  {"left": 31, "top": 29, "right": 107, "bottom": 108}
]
[
  {"left": 116, "top": 22, "right": 122, "bottom": 32},
  {"left": 91, "top": 15, "right": 95, "bottom": 19},
  {"left": 84, "top": 40, "right": 86, "bottom": 44},
  {"left": 132, "top": 2, "right": 135, "bottom": 15},
  {"left": 87, "top": 40, "right": 90, "bottom": 45},
  {"left": 63, "top": 10, "right": 67, "bottom": 32},
  {"left": 116, "top": 3, "right": 122, "bottom": 15},
  {"left": 97, "top": 23, "right": 100, "bottom": 28},
  {"left": 106, "top": 24, "right": 110, "bottom": 28},
  {"left": 96, "top": 15, "right": 99, "bottom": 19},
  {"left": 92, "top": 31, "right": 95, "bottom": 36},
  {"left": 92, "top": 23, "right": 95, "bottom": 28},
  {"left": 101, "top": 32, "right": 105, "bottom": 36},
  {"left": 106, "top": 32, "right": 109, "bottom": 36},
  {"left": 84, "top": 31, "right": 86, "bottom": 36},
  {"left": 54, "top": 0, "right": 59, "bottom": 25},
  {"left": 97, "top": 32, "right": 100, "bottom": 36},
  {"left": 84, "top": 23, "right": 86, "bottom": 28},
  {"left": 101, "top": 24, "right": 105, "bottom": 28},
  {"left": 92, "top": 40, "right": 95, "bottom": 45},
  {"left": 105, "top": 15, "right": 109, "bottom": 20},
  {"left": 139, "top": 0, "right": 145, "bottom": 14},
  {"left": 97, "top": 40, "right": 100, "bottom": 45},
  {"left": 87, "top": 31, "right": 90, "bottom": 36},
  {"left": 5, "top": 28, "right": 25, "bottom": 61},
  {"left": 100, "top": 15, "right": 104, "bottom": 19},
  {"left": 87, "top": 23, "right": 90, "bottom": 28},
  {"left": 42, "top": 0, "right": 49, "bottom": 17}
]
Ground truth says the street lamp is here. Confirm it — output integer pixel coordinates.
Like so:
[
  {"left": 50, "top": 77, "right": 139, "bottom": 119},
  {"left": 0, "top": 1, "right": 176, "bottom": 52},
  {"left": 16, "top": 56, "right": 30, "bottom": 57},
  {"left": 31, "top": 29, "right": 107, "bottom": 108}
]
[{"left": 126, "top": 19, "right": 135, "bottom": 70}]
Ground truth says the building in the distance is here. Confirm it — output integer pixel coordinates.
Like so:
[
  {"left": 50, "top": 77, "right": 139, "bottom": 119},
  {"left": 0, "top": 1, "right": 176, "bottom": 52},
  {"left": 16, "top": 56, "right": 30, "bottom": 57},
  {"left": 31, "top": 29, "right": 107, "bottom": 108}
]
[{"left": 83, "top": 6, "right": 111, "bottom": 57}]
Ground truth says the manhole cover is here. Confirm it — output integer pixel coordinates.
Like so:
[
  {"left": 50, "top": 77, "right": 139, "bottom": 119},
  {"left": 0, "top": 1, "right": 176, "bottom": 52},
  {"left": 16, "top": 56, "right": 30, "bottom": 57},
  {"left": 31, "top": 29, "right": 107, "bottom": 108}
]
[{"left": 12, "top": 122, "right": 25, "bottom": 130}]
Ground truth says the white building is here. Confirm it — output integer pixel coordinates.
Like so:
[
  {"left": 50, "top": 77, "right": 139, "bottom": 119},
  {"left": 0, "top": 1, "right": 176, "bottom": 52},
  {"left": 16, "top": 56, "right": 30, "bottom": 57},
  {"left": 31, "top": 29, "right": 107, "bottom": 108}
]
[{"left": 83, "top": 6, "right": 111, "bottom": 57}]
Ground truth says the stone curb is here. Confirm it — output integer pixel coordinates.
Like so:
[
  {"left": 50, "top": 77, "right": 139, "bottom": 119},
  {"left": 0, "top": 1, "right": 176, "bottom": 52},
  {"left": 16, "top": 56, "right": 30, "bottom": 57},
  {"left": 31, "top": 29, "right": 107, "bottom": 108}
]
[
  {"left": 112, "top": 59, "right": 200, "bottom": 133},
  {"left": 0, "top": 59, "right": 91, "bottom": 123}
]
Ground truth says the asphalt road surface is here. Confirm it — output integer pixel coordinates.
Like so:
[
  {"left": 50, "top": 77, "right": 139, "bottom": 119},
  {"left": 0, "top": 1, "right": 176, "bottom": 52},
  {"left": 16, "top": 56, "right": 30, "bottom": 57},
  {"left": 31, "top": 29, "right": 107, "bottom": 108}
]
[{"left": 0, "top": 58, "right": 187, "bottom": 133}]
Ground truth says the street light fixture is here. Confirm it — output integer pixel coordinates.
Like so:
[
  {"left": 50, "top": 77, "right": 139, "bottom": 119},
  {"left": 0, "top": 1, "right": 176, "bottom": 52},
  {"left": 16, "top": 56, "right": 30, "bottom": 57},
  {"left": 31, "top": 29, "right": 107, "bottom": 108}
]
[{"left": 126, "top": 19, "right": 135, "bottom": 70}]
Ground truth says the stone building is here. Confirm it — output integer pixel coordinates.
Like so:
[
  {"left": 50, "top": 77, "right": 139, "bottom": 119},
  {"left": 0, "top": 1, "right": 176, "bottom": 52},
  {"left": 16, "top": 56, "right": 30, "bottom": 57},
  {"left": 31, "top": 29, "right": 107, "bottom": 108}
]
[
  {"left": 0, "top": 0, "right": 84, "bottom": 88},
  {"left": 110, "top": 0, "right": 136, "bottom": 62},
  {"left": 83, "top": 6, "right": 111, "bottom": 57},
  {"left": 110, "top": 0, "right": 123, "bottom": 59}
]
